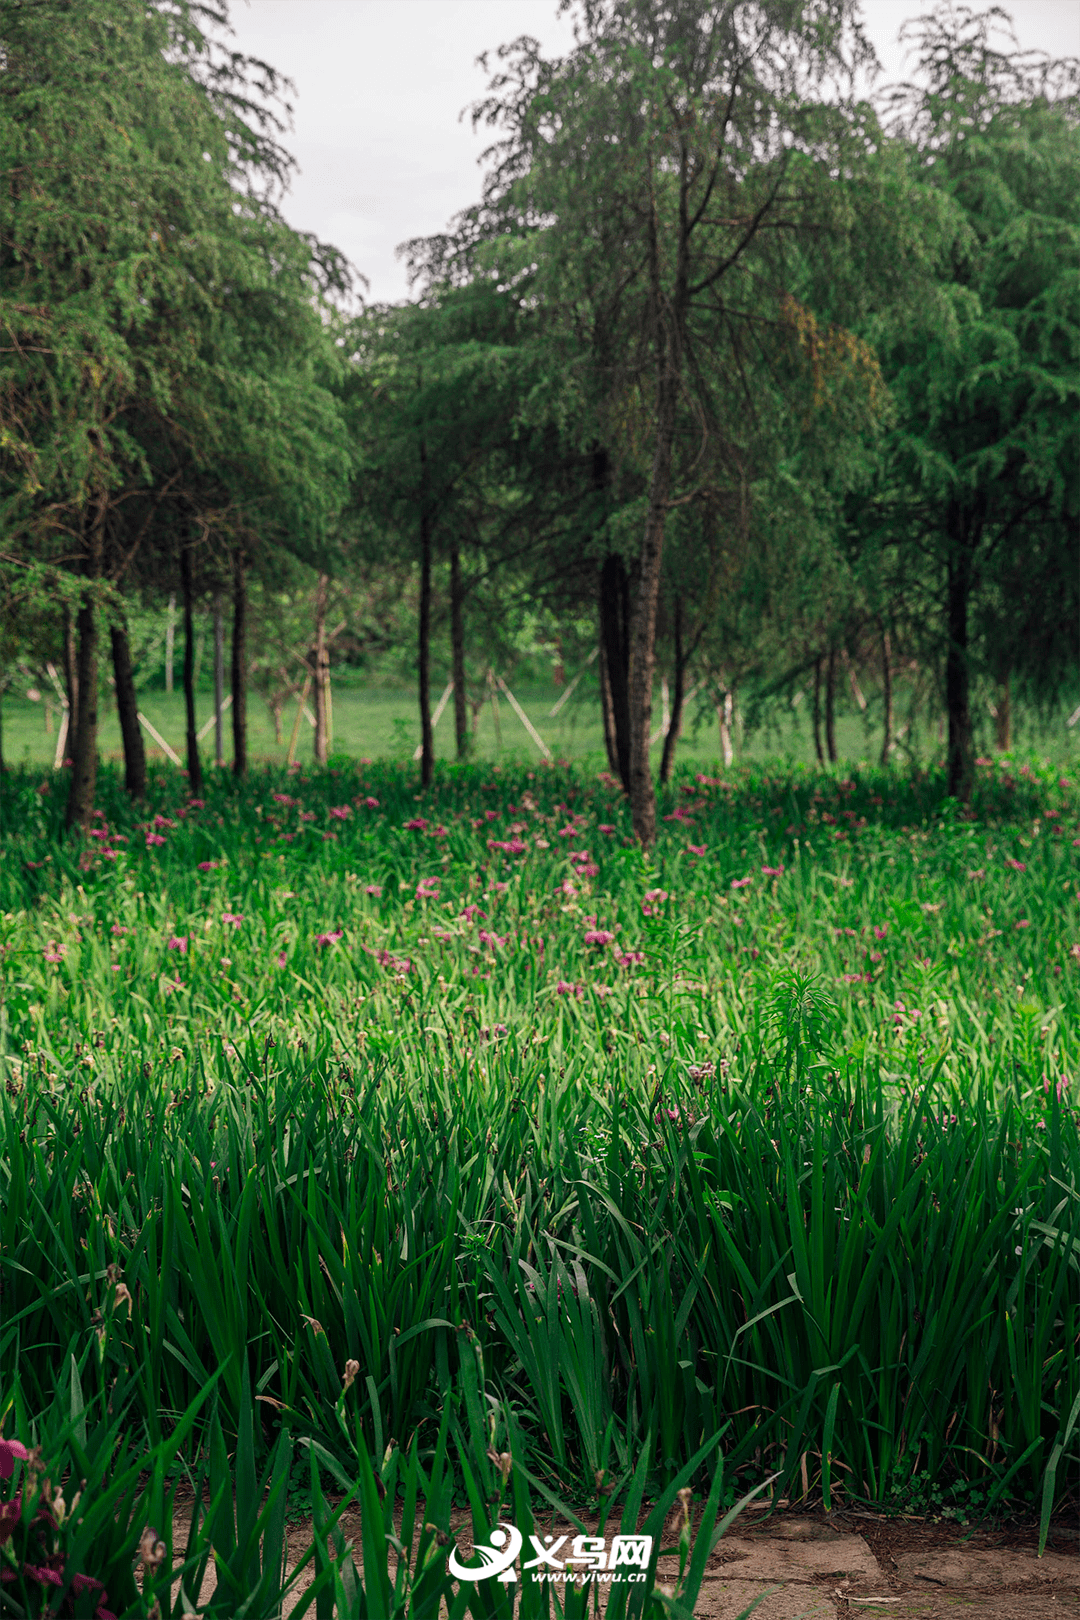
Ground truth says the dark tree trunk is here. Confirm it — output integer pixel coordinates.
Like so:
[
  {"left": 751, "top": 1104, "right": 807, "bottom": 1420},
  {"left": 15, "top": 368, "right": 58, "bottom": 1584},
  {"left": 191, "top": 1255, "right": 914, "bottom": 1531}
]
[
  {"left": 66, "top": 502, "right": 105, "bottom": 830},
  {"left": 232, "top": 549, "right": 247, "bottom": 777},
  {"left": 213, "top": 596, "right": 225, "bottom": 768},
  {"left": 599, "top": 553, "right": 632, "bottom": 793},
  {"left": 313, "top": 572, "right": 329, "bottom": 766},
  {"left": 995, "top": 670, "right": 1011, "bottom": 753},
  {"left": 812, "top": 656, "right": 825, "bottom": 767},
  {"left": 627, "top": 151, "right": 688, "bottom": 848},
  {"left": 62, "top": 603, "right": 79, "bottom": 759},
  {"left": 880, "top": 626, "right": 893, "bottom": 769},
  {"left": 418, "top": 442, "right": 433, "bottom": 787},
  {"left": 111, "top": 616, "right": 146, "bottom": 799},
  {"left": 946, "top": 502, "right": 977, "bottom": 802},
  {"left": 825, "top": 647, "right": 838, "bottom": 764},
  {"left": 659, "top": 595, "right": 685, "bottom": 784},
  {"left": 180, "top": 540, "right": 202, "bottom": 797},
  {"left": 599, "top": 633, "right": 619, "bottom": 775},
  {"left": 450, "top": 538, "right": 467, "bottom": 760}
]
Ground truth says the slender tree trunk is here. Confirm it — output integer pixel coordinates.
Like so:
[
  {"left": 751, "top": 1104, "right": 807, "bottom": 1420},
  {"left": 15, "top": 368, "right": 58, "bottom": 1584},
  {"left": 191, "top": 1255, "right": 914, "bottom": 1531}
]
[
  {"left": 812, "top": 656, "right": 825, "bottom": 767},
  {"left": 599, "top": 633, "right": 619, "bottom": 775},
  {"left": 62, "top": 604, "right": 78, "bottom": 759},
  {"left": 880, "top": 627, "right": 893, "bottom": 768},
  {"left": 66, "top": 501, "right": 105, "bottom": 830},
  {"left": 450, "top": 538, "right": 467, "bottom": 760},
  {"left": 718, "top": 688, "right": 734, "bottom": 767},
  {"left": 627, "top": 148, "right": 687, "bottom": 849},
  {"left": 165, "top": 593, "right": 175, "bottom": 693},
  {"left": 111, "top": 615, "right": 146, "bottom": 799},
  {"left": 313, "top": 572, "right": 329, "bottom": 766},
  {"left": 213, "top": 595, "right": 225, "bottom": 768},
  {"left": 599, "top": 553, "right": 632, "bottom": 792},
  {"left": 825, "top": 647, "right": 838, "bottom": 764},
  {"left": 232, "top": 549, "right": 247, "bottom": 777},
  {"left": 180, "top": 540, "right": 202, "bottom": 797},
  {"left": 946, "top": 503, "right": 976, "bottom": 803},
  {"left": 418, "top": 451, "right": 433, "bottom": 786},
  {"left": 659, "top": 595, "right": 685, "bottom": 784},
  {"left": 995, "top": 670, "right": 1011, "bottom": 753}
]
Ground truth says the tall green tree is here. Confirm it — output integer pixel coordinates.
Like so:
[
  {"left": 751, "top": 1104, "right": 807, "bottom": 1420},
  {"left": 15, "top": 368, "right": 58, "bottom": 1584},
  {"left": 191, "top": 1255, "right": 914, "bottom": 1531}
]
[
  {"left": 869, "top": 6, "right": 1079, "bottom": 800},
  {"left": 0, "top": 0, "right": 351, "bottom": 819}
]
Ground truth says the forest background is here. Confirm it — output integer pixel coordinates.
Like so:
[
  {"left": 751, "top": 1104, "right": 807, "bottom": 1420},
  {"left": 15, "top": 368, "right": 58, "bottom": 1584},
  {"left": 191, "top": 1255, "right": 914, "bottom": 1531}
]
[{"left": 0, "top": 0, "right": 1076, "bottom": 842}]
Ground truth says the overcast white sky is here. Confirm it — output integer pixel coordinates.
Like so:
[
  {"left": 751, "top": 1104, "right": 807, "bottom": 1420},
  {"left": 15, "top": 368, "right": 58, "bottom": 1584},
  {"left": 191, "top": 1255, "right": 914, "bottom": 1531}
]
[{"left": 227, "top": 0, "right": 1079, "bottom": 304}]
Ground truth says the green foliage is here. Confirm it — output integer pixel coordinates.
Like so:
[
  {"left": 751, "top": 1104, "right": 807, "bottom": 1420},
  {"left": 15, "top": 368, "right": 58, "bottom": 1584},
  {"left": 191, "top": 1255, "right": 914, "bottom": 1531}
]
[{"left": 0, "top": 758, "right": 1077, "bottom": 1543}]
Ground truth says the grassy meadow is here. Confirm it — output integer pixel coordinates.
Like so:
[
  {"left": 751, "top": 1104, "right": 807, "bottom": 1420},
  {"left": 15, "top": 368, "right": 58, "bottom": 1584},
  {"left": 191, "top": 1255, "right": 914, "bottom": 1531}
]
[{"left": 1, "top": 750, "right": 1078, "bottom": 1612}]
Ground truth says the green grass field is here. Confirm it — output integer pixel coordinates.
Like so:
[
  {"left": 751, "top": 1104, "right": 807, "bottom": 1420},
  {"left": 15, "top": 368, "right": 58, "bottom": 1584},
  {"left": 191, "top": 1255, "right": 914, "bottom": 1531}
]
[
  {"left": 1, "top": 753, "right": 1078, "bottom": 1613},
  {"left": 4, "top": 674, "right": 1078, "bottom": 773}
]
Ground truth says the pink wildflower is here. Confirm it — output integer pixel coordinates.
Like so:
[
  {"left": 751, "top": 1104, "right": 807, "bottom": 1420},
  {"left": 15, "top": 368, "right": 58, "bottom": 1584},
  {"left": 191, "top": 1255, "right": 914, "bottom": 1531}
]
[
  {"left": 272, "top": 793, "right": 294, "bottom": 806},
  {"left": 688, "top": 844, "right": 706, "bottom": 857},
  {"left": 299, "top": 810, "right": 316, "bottom": 822},
  {"left": 616, "top": 950, "right": 645, "bottom": 968},
  {"left": 153, "top": 815, "right": 175, "bottom": 830},
  {"left": 0, "top": 1437, "right": 29, "bottom": 1478},
  {"left": 598, "top": 824, "right": 616, "bottom": 834},
  {"left": 197, "top": 860, "right": 219, "bottom": 871},
  {"left": 642, "top": 888, "right": 669, "bottom": 916},
  {"left": 461, "top": 904, "right": 487, "bottom": 922},
  {"left": 731, "top": 876, "right": 751, "bottom": 889},
  {"left": 361, "top": 796, "right": 380, "bottom": 808},
  {"left": 222, "top": 912, "right": 243, "bottom": 928},
  {"left": 1016, "top": 918, "right": 1031, "bottom": 929},
  {"left": 168, "top": 936, "right": 188, "bottom": 953},
  {"left": 416, "top": 878, "right": 440, "bottom": 898},
  {"left": 1005, "top": 858, "right": 1026, "bottom": 871},
  {"left": 187, "top": 798, "right": 206, "bottom": 809},
  {"left": 484, "top": 809, "right": 500, "bottom": 821},
  {"left": 761, "top": 864, "right": 784, "bottom": 877},
  {"left": 111, "top": 924, "right": 129, "bottom": 936},
  {"left": 873, "top": 925, "right": 888, "bottom": 940},
  {"left": 365, "top": 884, "right": 383, "bottom": 897},
  {"left": 584, "top": 929, "right": 615, "bottom": 946},
  {"left": 478, "top": 929, "right": 509, "bottom": 948},
  {"left": 329, "top": 805, "right": 352, "bottom": 820},
  {"left": 43, "top": 944, "right": 65, "bottom": 963},
  {"left": 145, "top": 832, "right": 166, "bottom": 847},
  {"left": 404, "top": 817, "right": 428, "bottom": 831},
  {"left": 315, "top": 930, "right": 344, "bottom": 947},
  {"left": 555, "top": 979, "right": 585, "bottom": 998}
]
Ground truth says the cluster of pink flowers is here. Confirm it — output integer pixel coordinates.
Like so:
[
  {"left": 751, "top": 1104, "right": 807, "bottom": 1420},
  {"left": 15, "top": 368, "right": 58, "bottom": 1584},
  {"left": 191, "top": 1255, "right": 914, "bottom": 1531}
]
[
  {"left": 43, "top": 943, "right": 65, "bottom": 964},
  {"left": 584, "top": 929, "right": 615, "bottom": 946},
  {"left": 641, "top": 888, "right": 668, "bottom": 916},
  {"left": 360, "top": 796, "right": 379, "bottom": 809},
  {"left": 488, "top": 837, "right": 528, "bottom": 855},
  {"left": 1005, "top": 858, "right": 1026, "bottom": 872},
  {"left": 197, "top": 860, "right": 220, "bottom": 872},
  {"left": 761, "top": 864, "right": 784, "bottom": 878},
  {"left": 222, "top": 912, "right": 244, "bottom": 928},
  {"left": 315, "top": 930, "right": 344, "bottom": 948},
  {"left": 365, "top": 884, "right": 383, "bottom": 898},
  {"left": 478, "top": 929, "right": 509, "bottom": 949},
  {"left": 416, "top": 877, "right": 440, "bottom": 900},
  {"left": 555, "top": 979, "right": 585, "bottom": 998},
  {"left": 329, "top": 805, "right": 351, "bottom": 820},
  {"left": 731, "top": 876, "right": 751, "bottom": 889},
  {"left": 404, "top": 817, "right": 428, "bottom": 831},
  {"left": 167, "top": 936, "right": 187, "bottom": 953},
  {"left": 616, "top": 950, "right": 645, "bottom": 968}
]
